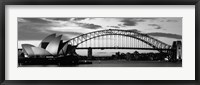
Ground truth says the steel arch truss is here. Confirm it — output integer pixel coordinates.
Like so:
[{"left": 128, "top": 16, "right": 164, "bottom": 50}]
[{"left": 65, "top": 29, "right": 171, "bottom": 49}]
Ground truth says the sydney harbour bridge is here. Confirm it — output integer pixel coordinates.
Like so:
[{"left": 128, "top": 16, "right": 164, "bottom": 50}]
[
  {"left": 19, "top": 29, "right": 182, "bottom": 65},
  {"left": 59, "top": 29, "right": 182, "bottom": 62}
]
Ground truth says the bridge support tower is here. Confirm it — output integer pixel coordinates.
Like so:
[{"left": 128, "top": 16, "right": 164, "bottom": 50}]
[
  {"left": 170, "top": 41, "right": 182, "bottom": 62},
  {"left": 88, "top": 47, "right": 93, "bottom": 59}
]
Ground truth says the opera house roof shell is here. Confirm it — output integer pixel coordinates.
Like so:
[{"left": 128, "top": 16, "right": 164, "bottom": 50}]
[{"left": 22, "top": 34, "right": 66, "bottom": 57}]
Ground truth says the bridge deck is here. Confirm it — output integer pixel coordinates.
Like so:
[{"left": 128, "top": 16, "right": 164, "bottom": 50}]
[{"left": 76, "top": 47, "right": 172, "bottom": 50}]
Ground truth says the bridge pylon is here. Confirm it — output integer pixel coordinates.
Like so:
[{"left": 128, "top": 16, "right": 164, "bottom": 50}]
[
  {"left": 169, "top": 41, "right": 182, "bottom": 62},
  {"left": 88, "top": 47, "right": 93, "bottom": 59}
]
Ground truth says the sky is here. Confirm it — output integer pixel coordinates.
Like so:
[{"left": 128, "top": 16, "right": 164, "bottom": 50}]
[{"left": 18, "top": 17, "right": 182, "bottom": 56}]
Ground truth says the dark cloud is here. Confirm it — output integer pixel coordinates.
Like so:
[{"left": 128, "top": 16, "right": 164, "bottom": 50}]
[
  {"left": 120, "top": 18, "right": 146, "bottom": 26},
  {"left": 108, "top": 26, "right": 120, "bottom": 28},
  {"left": 134, "top": 19, "right": 145, "bottom": 22},
  {"left": 73, "top": 18, "right": 86, "bottom": 21},
  {"left": 147, "top": 32, "right": 182, "bottom": 39},
  {"left": 148, "top": 24, "right": 161, "bottom": 29},
  {"left": 46, "top": 18, "right": 86, "bottom": 21},
  {"left": 125, "top": 18, "right": 157, "bottom": 21},
  {"left": 166, "top": 19, "right": 178, "bottom": 22},
  {"left": 121, "top": 19, "right": 137, "bottom": 26},
  {"left": 137, "top": 18, "right": 157, "bottom": 20},
  {"left": 46, "top": 18, "right": 71, "bottom": 21},
  {"left": 20, "top": 18, "right": 51, "bottom": 23},
  {"left": 127, "top": 18, "right": 158, "bottom": 22},
  {"left": 76, "top": 23, "right": 102, "bottom": 29},
  {"left": 127, "top": 29, "right": 141, "bottom": 33}
]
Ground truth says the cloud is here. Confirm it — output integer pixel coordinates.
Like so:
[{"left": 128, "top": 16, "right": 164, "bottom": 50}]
[
  {"left": 127, "top": 29, "right": 141, "bottom": 33},
  {"left": 107, "top": 26, "right": 120, "bottom": 28},
  {"left": 147, "top": 32, "right": 182, "bottom": 39},
  {"left": 46, "top": 18, "right": 86, "bottom": 21},
  {"left": 73, "top": 18, "right": 86, "bottom": 21},
  {"left": 137, "top": 18, "right": 157, "bottom": 20},
  {"left": 120, "top": 18, "right": 146, "bottom": 26},
  {"left": 166, "top": 19, "right": 178, "bottom": 22},
  {"left": 76, "top": 23, "right": 102, "bottom": 29},
  {"left": 20, "top": 18, "right": 51, "bottom": 23},
  {"left": 121, "top": 18, "right": 137, "bottom": 26},
  {"left": 148, "top": 24, "right": 161, "bottom": 29},
  {"left": 45, "top": 18, "right": 71, "bottom": 21}
]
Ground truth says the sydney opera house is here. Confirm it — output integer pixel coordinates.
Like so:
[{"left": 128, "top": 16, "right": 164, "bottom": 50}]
[
  {"left": 19, "top": 34, "right": 79, "bottom": 65},
  {"left": 21, "top": 33, "right": 76, "bottom": 58}
]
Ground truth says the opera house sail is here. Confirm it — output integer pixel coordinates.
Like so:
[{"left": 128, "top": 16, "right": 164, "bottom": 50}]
[{"left": 21, "top": 34, "right": 67, "bottom": 58}]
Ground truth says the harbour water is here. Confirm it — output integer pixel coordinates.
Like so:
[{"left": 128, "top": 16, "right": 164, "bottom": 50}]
[
  {"left": 19, "top": 60, "right": 182, "bottom": 67},
  {"left": 78, "top": 60, "right": 182, "bottom": 67}
]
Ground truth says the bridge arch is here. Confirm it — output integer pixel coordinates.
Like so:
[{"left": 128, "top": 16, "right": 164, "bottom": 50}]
[
  {"left": 73, "top": 34, "right": 156, "bottom": 48},
  {"left": 60, "top": 29, "right": 171, "bottom": 54}
]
